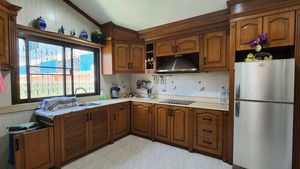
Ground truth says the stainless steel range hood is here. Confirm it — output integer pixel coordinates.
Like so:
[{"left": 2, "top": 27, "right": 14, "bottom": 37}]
[{"left": 156, "top": 56, "right": 198, "bottom": 73}]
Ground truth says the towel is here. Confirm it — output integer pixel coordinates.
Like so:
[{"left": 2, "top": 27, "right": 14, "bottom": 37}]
[
  {"left": 0, "top": 72, "right": 6, "bottom": 93},
  {"left": 38, "top": 96, "right": 78, "bottom": 111}
]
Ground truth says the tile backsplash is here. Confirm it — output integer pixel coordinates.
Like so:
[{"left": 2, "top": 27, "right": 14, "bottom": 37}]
[{"left": 130, "top": 72, "right": 229, "bottom": 98}]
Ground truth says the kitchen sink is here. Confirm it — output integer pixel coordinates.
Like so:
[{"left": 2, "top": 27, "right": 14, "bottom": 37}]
[
  {"left": 158, "top": 99, "right": 195, "bottom": 105},
  {"left": 79, "top": 102, "right": 101, "bottom": 107}
]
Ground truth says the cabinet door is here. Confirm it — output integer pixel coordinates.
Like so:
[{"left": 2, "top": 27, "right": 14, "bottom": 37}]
[
  {"left": 170, "top": 106, "right": 189, "bottom": 147},
  {"left": 114, "top": 43, "right": 130, "bottom": 72},
  {"left": 130, "top": 44, "right": 145, "bottom": 72},
  {"left": 0, "top": 10, "right": 9, "bottom": 69},
  {"left": 60, "top": 110, "right": 90, "bottom": 162},
  {"left": 14, "top": 128, "right": 54, "bottom": 169},
  {"left": 263, "top": 11, "right": 295, "bottom": 47},
  {"left": 154, "top": 104, "right": 171, "bottom": 142},
  {"left": 193, "top": 109, "right": 223, "bottom": 156},
  {"left": 113, "top": 102, "right": 130, "bottom": 139},
  {"left": 89, "top": 106, "right": 110, "bottom": 149},
  {"left": 156, "top": 40, "right": 175, "bottom": 57},
  {"left": 131, "top": 102, "right": 152, "bottom": 137},
  {"left": 203, "top": 31, "right": 227, "bottom": 71},
  {"left": 176, "top": 36, "right": 199, "bottom": 54},
  {"left": 236, "top": 17, "right": 263, "bottom": 51}
]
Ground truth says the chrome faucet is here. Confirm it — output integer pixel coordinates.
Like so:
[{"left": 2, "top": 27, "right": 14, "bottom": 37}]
[{"left": 74, "top": 87, "right": 87, "bottom": 98}]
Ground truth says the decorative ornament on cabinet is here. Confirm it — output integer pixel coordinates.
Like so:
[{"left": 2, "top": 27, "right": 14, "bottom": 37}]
[
  {"left": 79, "top": 30, "right": 88, "bottom": 40},
  {"left": 58, "top": 25, "right": 65, "bottom": 34},
  {"left": 91, "top": 29, "right": 106, "bottom": 45},
  {"left": 32, "top": 16, "right": 47, "bottom": 30}
]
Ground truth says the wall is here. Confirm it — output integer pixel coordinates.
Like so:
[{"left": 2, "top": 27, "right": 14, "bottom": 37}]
[
  {"left": 0, "top": 1, "right": 130, "bottom": 168},
  {"left": 130, "top": 72, "right": 229, "bottom": 99}
]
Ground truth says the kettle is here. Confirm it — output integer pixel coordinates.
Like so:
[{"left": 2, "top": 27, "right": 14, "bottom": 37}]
[{"left": 110, "top": 87, "right": 120, "bottom": 99}]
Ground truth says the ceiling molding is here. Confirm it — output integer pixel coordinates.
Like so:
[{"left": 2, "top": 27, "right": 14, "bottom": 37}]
[
  {"left": 62, "top": 0, "right": 102, "bottom": 28},
  {"left": 138, "top": 9, "right": 229, "bottom": 41}
]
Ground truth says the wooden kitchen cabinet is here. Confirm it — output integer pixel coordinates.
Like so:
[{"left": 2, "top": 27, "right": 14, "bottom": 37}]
[
  {"left": 156, "top": 40, "right": 175, "bottom": 57},
  {"left": 131, "top": 102, "right": 153, "bottom": 138},
  {"left": 203, "top": 31, "right": 227, "bottom": 71},
  {"left": 60, "top": 107, "right": 111, "bottom": 162},
  {"left": 60, "top": 110, "right": 90, "bottom": 162},
  {"left": 114, "top": 44, "right": 130, "bottom": 72},
  {"left": 14, "top": 127, "right": 54, "bottom": 169},
  {"left": 236, "top": 11, "right": 295, "bottom": 51},
  {"left": 107, "top": 42, "right": 145, "bottom": 74},
  {"left": 154, "top": 104, "right": 189, "bottom": 147},
  {"left": 111, "top": 102, "right": 130, "bottom": 140},
  {"left": 0, "top": 1, "right": 20, "bottom": 70},
  {"left": 236, "top": 17, "right": 263, "bottom": 51},
  {"left": 130, "top": 44, "right": 145, "bottom": 72},
  {"left": 156, "top": 36, "right": 199, "bottom": 57},
  {"left": 176, "top": 36, "right": 199, "bottom": 54},
  {"left": 193, "top": 109, "right": 223, "bottom": 156},
  {"left": 89, "top": 106, "right": 111, "bottom": 149},
  {"left": 170, "top": 106, "right": 189, "bottom": 147},
  {"left": 154, "top": 104, "right": 171, "bottom": 142},
  {"left": 263, "top": 11, "right": 295, "bottom": 47}
]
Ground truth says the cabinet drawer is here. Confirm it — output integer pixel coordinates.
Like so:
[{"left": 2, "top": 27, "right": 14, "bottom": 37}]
[
  {"left": 197, "top": 137, "right": 218, "bottom": 150},
  {"left": 197, "top": 114, "right": 219, "bottom": 126},
  {"left": 195, "top": 125, "right": 218, "bottom": 140}
]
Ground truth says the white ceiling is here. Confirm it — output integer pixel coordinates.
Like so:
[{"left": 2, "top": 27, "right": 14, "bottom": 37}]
[{"left": 70, "top": 0, "right": 228, "bottom": 31}]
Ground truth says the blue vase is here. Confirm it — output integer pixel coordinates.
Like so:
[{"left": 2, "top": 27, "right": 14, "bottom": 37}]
[
  {"left": 79, "top": 30, "right": 88, "bottom": 40},
  {"left": 34, "top": 16, "right": 47, "bottom": 30}
]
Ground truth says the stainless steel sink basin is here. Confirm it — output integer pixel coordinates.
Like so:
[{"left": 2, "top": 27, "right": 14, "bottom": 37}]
[
  {"left": 79, "top": 102, "right": 101, "bottom": 107},
  {"left": 158, "top": 99, "right": 195, "bottom": 105}
]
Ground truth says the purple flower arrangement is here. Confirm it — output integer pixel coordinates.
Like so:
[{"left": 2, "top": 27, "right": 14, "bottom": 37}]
[{"left": 248, "top": 34, "right": 268, "bottom": 52}]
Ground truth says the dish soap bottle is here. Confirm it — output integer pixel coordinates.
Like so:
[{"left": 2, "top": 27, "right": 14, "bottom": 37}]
[
  {"left": 220, "top": 87, "right": 226, "bottom": 105},
  {"left": 99, "top": 89, "right": 106, "bottom": 101}
]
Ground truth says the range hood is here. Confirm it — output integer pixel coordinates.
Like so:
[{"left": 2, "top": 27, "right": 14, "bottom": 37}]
[{"left": 156, "top": 56, "right": 198, "bottom": 73}]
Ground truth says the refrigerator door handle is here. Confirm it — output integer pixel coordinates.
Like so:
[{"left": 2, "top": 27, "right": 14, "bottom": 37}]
[
  {"left": 235, "top": 101, "right": 240, "bottom": 117},
  {"left": 236, "top": 83, "right": 240, "bottom": 99}
]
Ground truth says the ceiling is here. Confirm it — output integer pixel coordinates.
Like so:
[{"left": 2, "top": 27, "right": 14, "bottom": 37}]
[{"left": 69, "top": 0, "right": 228, "bottom": 31}]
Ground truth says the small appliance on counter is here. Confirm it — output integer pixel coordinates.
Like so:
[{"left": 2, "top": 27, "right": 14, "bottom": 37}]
[{"left": 110, "top": 87, "right": 120, "bottom": 99}]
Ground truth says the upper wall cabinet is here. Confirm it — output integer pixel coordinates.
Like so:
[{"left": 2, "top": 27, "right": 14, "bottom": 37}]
[
  {"left": 203, "top": 31, "right": 228, "bottom": 71},
  {"left": 0, "top": 1, "right": 21, "bottom": 70},
  {"left": 236, "top": 11, "right": 295, "bottom": 51},
  {"left": 263, "top": 11, "right": 295, "bottom": 47},
  {"left": 236, "top": 18, "right": 263, "bottom": 51},
  {"left": 114, "top": 43, "right": 145, "bottom": 73},
  {"left": 156, "top": 36, "right": 199, "bottom": 57}
]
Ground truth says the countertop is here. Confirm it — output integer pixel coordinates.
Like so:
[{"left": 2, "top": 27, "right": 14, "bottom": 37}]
[{"left": 35, "top": 97, "right": 229, "bottom": 120}]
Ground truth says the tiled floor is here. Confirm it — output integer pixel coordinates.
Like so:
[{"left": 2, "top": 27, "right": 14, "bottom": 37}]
[{"left": 63, "top": 135, "right": 232, "bottom": 169}]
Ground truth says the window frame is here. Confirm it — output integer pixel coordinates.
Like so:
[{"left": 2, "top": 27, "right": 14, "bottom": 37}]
[{"left": 12, "top": 33, "right": 100, "bottom": 104}]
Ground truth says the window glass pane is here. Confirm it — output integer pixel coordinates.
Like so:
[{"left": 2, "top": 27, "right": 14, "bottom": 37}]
[
  {"left": 29, "top": 41, "right": 63, "bottom": 68},
  {"left": 65, "top": 48, "right": 72, "bottom": 69},
  {"left": 73, "top": 49, "right": 95, "bottom": 94},
  {"left": 30, "top": 75, "right": 64, "bottom": 98},
  {"left": 66, "top": 75, "right": 72, "bottom": 95},
  {"left": 28, "top": 41, "right": 64, "bottom": 98},
  {"left": 18, "top": 38, "right": 27, "bottom": 99}
]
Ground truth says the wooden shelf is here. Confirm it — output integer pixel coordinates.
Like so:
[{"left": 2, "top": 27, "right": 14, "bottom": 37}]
[{"left": 17, "top": 24, "right": 104, "bottom": 49}]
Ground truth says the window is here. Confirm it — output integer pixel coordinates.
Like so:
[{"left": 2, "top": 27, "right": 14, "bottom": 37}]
[{"left": 16, "top": 37, "right": 99, "bottom": 103}]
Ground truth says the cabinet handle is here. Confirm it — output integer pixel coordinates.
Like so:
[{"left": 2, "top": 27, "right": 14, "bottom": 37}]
[
  {"left": 170, "top": 109, "right": 174, "bottom": 116},
  {"left": 167, "top": 109, "right": 172, "bottom": 116},
  {"left": 86, "top": 114, "right": 89, "bottom": 121},
  {"left": 90, "top": 113, "right": 93, "bottom": 121},
  {"left": 113, "top": 113, "right": 116, "bottom": 120},
  {"left": 202, "top": 118, "right": 212, "bottom": 122},
  {"left": 120, "top": 107, "right": 125, "bottom": 111},
  {"left": 148, "top": 108, "right": 152, "bottom": 113},
  {"left": 128, "top": 62, "right": 131, "bottom": 69},
  {"left": 131, "top": 62, "right": 133, "bottom": 69},
  {"left": 175, "top": 45, "right": 178, "bottom": 53},
  {"left": 202, "top": 129, "right": 212, "bottom": 133},
  {"left": 203, "top": 140, "right": 212, "bottom": 145},
  {"left": 15, "top": 139, "right": 19, "bottom": 151},
  {"left": 204, "top": 57, "right": 207, "bottom": 65}
]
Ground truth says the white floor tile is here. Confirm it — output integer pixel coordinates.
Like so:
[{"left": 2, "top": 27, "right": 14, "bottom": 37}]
[{"left": 62, "top": 135, "right": 232, "bottom": 169}]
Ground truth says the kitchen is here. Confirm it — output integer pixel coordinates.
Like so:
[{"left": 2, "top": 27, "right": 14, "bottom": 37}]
[{"left": 0, "top": 0, "right": 299, "bottom": 169}]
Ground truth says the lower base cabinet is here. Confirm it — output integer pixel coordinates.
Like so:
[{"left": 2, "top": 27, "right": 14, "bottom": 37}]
[
  {"left": 111, "top": 102, "right": 130, "bottom": 141},
  {"left": 14, "top": 127, "right": 54, "bottom": 169},
  {"left": 154, "top": 104, "right": 189, "bottom": 147},
  {"left": 60, "top": 106, "right": 111, "bottom": 163},
  {"left": 131, "top": 102, "right": 153, "bottom": 138},
  {"left": 193, "top": 109, "right": 223, "bottom": 156}
]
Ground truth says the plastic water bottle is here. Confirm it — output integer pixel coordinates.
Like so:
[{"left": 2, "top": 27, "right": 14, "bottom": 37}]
[
  {"left": 99, "top": 89, "right": 106, "bottom": 101},
  {"left": 220, "top": 87, "right": 226, "bottom": 105}
]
